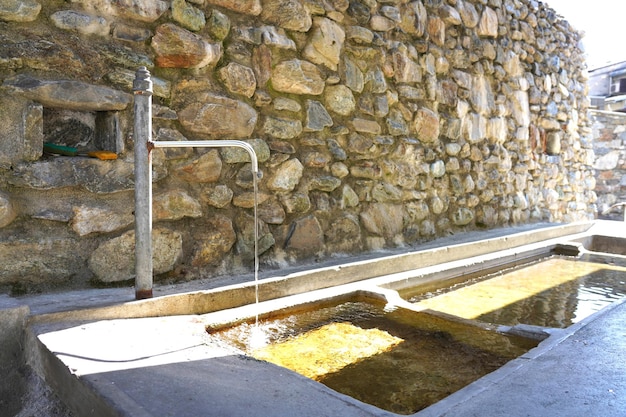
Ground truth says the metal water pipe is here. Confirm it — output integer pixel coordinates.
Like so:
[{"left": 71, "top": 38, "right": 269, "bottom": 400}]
[
  {"left": 132, "top": 67, "right": 260, "bottom": 300},
  {"left": 133, "top": 67, "right": 153, "bottom": 300}
]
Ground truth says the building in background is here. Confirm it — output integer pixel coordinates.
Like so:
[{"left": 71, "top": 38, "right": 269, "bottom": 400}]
[
  {"left": 588, "top": 61, "right": 626, "bottom": 112},
  {"left": 588, "top": 61, "right": 626, "bottom": 219}
]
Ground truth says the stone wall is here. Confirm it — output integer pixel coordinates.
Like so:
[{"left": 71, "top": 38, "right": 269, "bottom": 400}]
[
  {"left": 591, "top": 110, "right": 626, "bottom": 220},
  {"left": 0, "top": 0, "right": 596, "bottom": 293}
]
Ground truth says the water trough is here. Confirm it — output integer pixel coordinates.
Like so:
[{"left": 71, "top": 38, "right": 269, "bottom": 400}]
[{"left": 4, "top": 219, "right": 626, "bottom": 416}]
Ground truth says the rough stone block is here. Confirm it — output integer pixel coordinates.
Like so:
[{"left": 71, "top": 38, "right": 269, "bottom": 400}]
[{"left": 0, "top": 94, "right": 42, "bottom": 168}]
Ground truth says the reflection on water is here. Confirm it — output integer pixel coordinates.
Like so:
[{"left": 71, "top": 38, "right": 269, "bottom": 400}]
[
  {"left": 407, "top": 256, "right": 626, "bottom": 328},
  {"left": 208, "top": 301, "right": 536, "bottom": 415}
]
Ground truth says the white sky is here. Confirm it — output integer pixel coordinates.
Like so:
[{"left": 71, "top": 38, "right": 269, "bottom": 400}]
[{"left": 545, "top": 0, "right": 626, "bottom": 69}]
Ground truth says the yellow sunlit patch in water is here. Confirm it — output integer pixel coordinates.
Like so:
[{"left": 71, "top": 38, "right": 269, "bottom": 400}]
[
  {"left": 414, "top": 258, "right": 626, "bottom": 320},
  {"left": 252, "top": 322, "right": 403, "bottom": 380}
]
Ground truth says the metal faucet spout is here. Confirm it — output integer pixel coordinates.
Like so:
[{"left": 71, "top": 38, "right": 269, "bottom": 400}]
[
  {"left": 601, "top": 202, "right": 626, "bottom": 221},
  {"left": 135, "top": 139, "right": 260, "bottom": 300},
  {"left": 133, "top": 67, "right": 261, "bottom": 300},
  {"left": 151, "top": 140, "right": 259, "bottom": 176}
]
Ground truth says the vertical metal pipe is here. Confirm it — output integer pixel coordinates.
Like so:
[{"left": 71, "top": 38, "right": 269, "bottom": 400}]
[{"left": 133, "top": 67, "right": 153, "bottom": 300}]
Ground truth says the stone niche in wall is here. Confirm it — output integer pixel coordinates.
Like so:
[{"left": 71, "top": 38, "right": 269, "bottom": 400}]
[
  {"left": 0, "top": 75, "right": 130, "bottom": 169},
  {"left": 43, "top": 108, "right": 123, "bottom": 156}
]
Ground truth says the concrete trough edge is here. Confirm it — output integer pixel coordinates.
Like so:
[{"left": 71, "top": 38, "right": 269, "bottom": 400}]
[{"left": 26, "top": 222, "right": 593, "bottom": 325}]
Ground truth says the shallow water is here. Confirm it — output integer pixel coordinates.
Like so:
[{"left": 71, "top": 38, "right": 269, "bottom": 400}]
[
  {"left": 208, "top": 300, "right": 536, "bottom": 414},
  {"left": 405, "top": 256, "right": 626, "bottom": 328}
]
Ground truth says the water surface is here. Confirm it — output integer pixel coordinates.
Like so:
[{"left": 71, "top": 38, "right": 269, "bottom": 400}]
[
  {"left": 405, "top": 256, "right": 626, "bottom": 328},
  {"left": 208, "top": 300, "right": 536, "bottom": 414}
]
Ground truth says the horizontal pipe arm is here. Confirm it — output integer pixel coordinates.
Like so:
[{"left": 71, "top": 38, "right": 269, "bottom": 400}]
[{"left": 151, "top": 140, "right": 259, "bottom": 175}]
